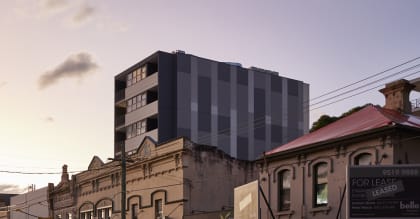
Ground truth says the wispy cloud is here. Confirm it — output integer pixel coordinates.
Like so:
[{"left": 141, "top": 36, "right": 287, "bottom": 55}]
[
  {"left": 38, "top": 52, "right": 99, "bottom": 90},
  {"left": 44, "top": 116, "right": 55, "bottom": 123},
  {"left": 0, "top": 184, "right": 24, "bottom": 194},
  {"left": 0, "top": 81, "right": 7, "bottom": 88},
  {"left": 41, "top": 0, "right": 68, "bottom": 11},
  {"left": 72, "top": 4, "right": 95, "bottom": 24}
]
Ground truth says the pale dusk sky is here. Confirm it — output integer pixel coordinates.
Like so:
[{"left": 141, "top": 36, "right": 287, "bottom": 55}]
[{"left": 1, "top": 0, "right": 420, "bottom": 193}]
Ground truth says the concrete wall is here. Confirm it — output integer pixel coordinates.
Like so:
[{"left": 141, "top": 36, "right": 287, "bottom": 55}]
[{"left": 11, "top": 187, "right": 49, "bottom": 219}]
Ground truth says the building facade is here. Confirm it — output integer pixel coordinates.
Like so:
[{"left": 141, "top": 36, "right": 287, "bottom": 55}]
[
  {"left": 49, "top": 137, "right": 256, "bottom": 219},
  {"left": 257, "top": 79, "right": 420, "bottom": 219},
  {"left": 114, "top": 51, "right": 309, "bottom": 160},
  {"left": 10, "top": 187, "right": 50, "bottom": 219}
]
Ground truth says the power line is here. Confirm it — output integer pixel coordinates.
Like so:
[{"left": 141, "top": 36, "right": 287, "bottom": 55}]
[
  {"left": 0, "top": 164, "right": 121, "bottom": 175},
  {"left": 309, "top": 70, "right": 420, "bottom": 111},
  {"left": 309, "top": 56, "right": 420, "bottom": 102},
  {"left": 310, "top": 63, "right": 420, "bottom": 107}
]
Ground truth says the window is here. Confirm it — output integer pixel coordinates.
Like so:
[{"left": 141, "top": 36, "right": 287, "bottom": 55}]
[
  {"left": 127, "top": 92, "right": 148, "bottom": 113},
  {"left": 278, "top": 170, "right": 291, "bottom": 211},
  {"left": 80, "top": 211, "right": 93, "bottom": 219},
  {"left": 126, "top": 120, "right": 147, "bottom": 139},
  {"left": 98, "top": 207, "right": 112, "bottom": 219},
  {"left": 66, "top": 213, "right": 72, "bottom": 219},
  {"left": 132, "top": 204, "right": 138, "bottom": 219},
  {"left": 57, "top": 214, "right": 62, "bottom": 219},
  {"left": 126, "top": 65, "right": 148, "bottom": 87},
  {"left": 355, "top": 153, "right": 372, "bottom": 165},
  {"left": 314, "top": 162, "right": 328, "bottom": 206},
  {"left": 155, "top": 199, "right": 163, "bottom": 219}
]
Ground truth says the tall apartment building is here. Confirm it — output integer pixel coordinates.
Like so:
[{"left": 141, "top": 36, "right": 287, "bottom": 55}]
[{"left": 114, "top": 50, "right": 309, "bottom": 160}]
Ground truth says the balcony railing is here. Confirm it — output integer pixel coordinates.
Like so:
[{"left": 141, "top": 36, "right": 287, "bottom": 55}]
[{"left": 115, "top": 90, "right": 125, "bottom": 102}]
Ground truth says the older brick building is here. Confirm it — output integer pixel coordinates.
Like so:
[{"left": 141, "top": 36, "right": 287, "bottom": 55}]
[
  {"left": 49, "top": 137, "right": 256, "bottom": 219},
  {"left": 257, "top": 79, "right": 420, "bottom": 219}
]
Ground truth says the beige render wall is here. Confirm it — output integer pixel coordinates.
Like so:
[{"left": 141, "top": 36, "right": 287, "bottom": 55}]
[
  {"left": 260, "top": 136, "right": 395, "bottom": 219},
  {"left": 182, "top": 148, "right": 257, "bottom": 218}
]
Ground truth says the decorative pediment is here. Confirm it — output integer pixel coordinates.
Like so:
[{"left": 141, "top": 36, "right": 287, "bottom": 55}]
[
  {"left": 135, "top": 136, "right": 157, "bottom": 159},
  {"left": 88, "top": 156, "right": 104, "bottom": 170}
]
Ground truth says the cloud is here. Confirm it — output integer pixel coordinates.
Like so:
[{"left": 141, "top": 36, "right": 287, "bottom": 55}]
[
  {"left": 0, "top": 184, "right": 24, "bottom": 194},
  {"left": 44, "top": 116, "right": 55, "bottom": 123},
  {"left": 0, "top": 81, "right": 7, "bottom": 88},
  {"left": 73, "top": 4, "right": 95, "bottom": 23},
  {"left": 41, "top": 0, "right": 68, "bottom": 11},
  {"left": 38, "top": 52, "right": 99, "bottom": 89}
]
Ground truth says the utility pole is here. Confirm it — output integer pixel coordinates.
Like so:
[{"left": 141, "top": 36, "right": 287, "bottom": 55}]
[{"left": 121, "top": 143, "right": 126, "bottom": 219}]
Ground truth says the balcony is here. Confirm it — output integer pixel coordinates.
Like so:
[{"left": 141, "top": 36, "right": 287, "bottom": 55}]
[
  {"left": 125, "top": 101, "right": 158, "bottom": 125},
  {"left": 125, "top": 72, "right": 158, "bottom": 100}
]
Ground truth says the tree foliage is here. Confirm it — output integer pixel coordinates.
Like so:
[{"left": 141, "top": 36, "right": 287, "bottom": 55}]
[{"left": 310, "top": 104, "right": 369, "bottom": 132}]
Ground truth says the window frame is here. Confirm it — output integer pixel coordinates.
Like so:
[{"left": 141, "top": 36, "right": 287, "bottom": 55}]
[
  {"left": 155, "top": 199, "right": 163, "bottom": 219},
  {"left": 354, "top": 153, "right": 373, "bottom": 166},
  {"left": 313, "top": 162, "right": 328, "bottom": 207},
  {"left": 278, "top": 169, "right": 291, "bottom": 211}
]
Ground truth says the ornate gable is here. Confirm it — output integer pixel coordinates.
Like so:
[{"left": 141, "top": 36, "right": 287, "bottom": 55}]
[
  {"left": 88, "top": 156, "right": 104, "bottom": 170},
  {"left": 134, "top": 136, "right": 157, "bottom": 160}
]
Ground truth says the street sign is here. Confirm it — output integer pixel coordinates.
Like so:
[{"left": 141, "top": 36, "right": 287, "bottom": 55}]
[{"left": 348, "top": 165, "right": 420, "bottom": 218}]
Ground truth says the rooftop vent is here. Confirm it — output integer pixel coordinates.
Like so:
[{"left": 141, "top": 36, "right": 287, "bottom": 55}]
[
  {"left": 224, "top": 62, "right": 242, "bottom": 67},
  {"left": 172, "top": 50, "right": 186, "bottom": 54}
]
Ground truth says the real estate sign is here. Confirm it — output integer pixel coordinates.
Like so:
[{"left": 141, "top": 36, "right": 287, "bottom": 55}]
[{"left": 348, "top": 165, "right": 420, "bottom": 218}]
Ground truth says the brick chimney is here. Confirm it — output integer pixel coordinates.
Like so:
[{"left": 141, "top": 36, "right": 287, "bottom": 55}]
[
  {"left": 379, "top": 79, "right": 415, "bottom": 113},
  {"left": 61, "top": 164, "right": 69, "bottom": 183}
]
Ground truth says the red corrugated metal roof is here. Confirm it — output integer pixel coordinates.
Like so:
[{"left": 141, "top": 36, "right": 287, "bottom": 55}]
[{"left": 266, "top": 105, "right": 420, "bottom": 155}]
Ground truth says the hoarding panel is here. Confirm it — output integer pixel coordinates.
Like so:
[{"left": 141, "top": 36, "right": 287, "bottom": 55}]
[{"left": 234, "top": 180, "right": 259, "bottom": 219}]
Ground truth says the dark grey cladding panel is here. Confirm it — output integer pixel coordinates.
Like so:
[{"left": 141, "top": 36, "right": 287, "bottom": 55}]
[
  {"left": 271, "top": 75, "right": 283, "bottom": 92},
  {"left": 254, "top": 124, "right": 266, "bottom": 140},
  {"left": 198, "top": 76, "right": 211, "bottom": 113},
  {"left": 287, "top": 128, "right": 300, "bottom": 142},
  {"left": 271, "top": 92, "right": 282, "bottom": 126},
  {"left": 253, "top": 72, "right": 266, "bottom": 89},
  {"left": 197, "top": 58, "right": 212, "bottom": 77},
  {"left": 177, "top": 54, "right": 191, "bottom": 73},
  {"left": 218, "top": 62, "right": 230, "bottom": 82},
  {"left": 218, "top": 115, "right": 230, "bottom": 135},
  {"left": 177, "top": 128, "right": 191, "bottom": 139},
  {"left": 217, "top": 82, "right": 230, "bottom": 116},
  {"left": 177, "top": 72, "right": 191, "bottom": 129},
  {"left": 288, "top": 79, "right": 299, "bottom": 96},
  {"left": 254, "top": 139, "right": 266, "bottom": 159},
  {"left": 217, "top": 135, "right": 230, "bottom": 156},
  {"left": 287, "top": 96, "right": 299, "bottom": 128},
  {"left": 198, "top": 114, "right": 211, "bottom": 132},
  {"left": 237, "top": 136, "right": 249, "bottom": 160},
  {"left": 254, "top": 88, "right": 265, "bottom": 117},
  {"left": 271, "top": 125, "right": 283, "bottom": 142},
  {"left": 237, "top": 85, "right": 248, "bottom": 125},
  {"left": 237, "top": 68, "right": 248, "bottom": 85}
]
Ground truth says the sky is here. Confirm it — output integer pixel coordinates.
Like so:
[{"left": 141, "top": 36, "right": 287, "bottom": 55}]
[{"left": 1, "top": 0, "right": 420, "bottom": 194}]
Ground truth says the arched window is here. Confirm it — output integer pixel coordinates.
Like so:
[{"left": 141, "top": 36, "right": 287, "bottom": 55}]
[
  {"left": 313, "top": 162, "right": 328, "bottom": 206},
  {"left": 355, "top": 153, "right": 372, "bottom": 165},
  {"left": 278, "top": 170, "right": 291, "bottom": 211}
]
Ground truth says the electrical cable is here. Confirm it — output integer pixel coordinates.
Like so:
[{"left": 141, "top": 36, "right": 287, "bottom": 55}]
[{"left": 309, "top": 56, "right": 420, "bottom": 102}]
